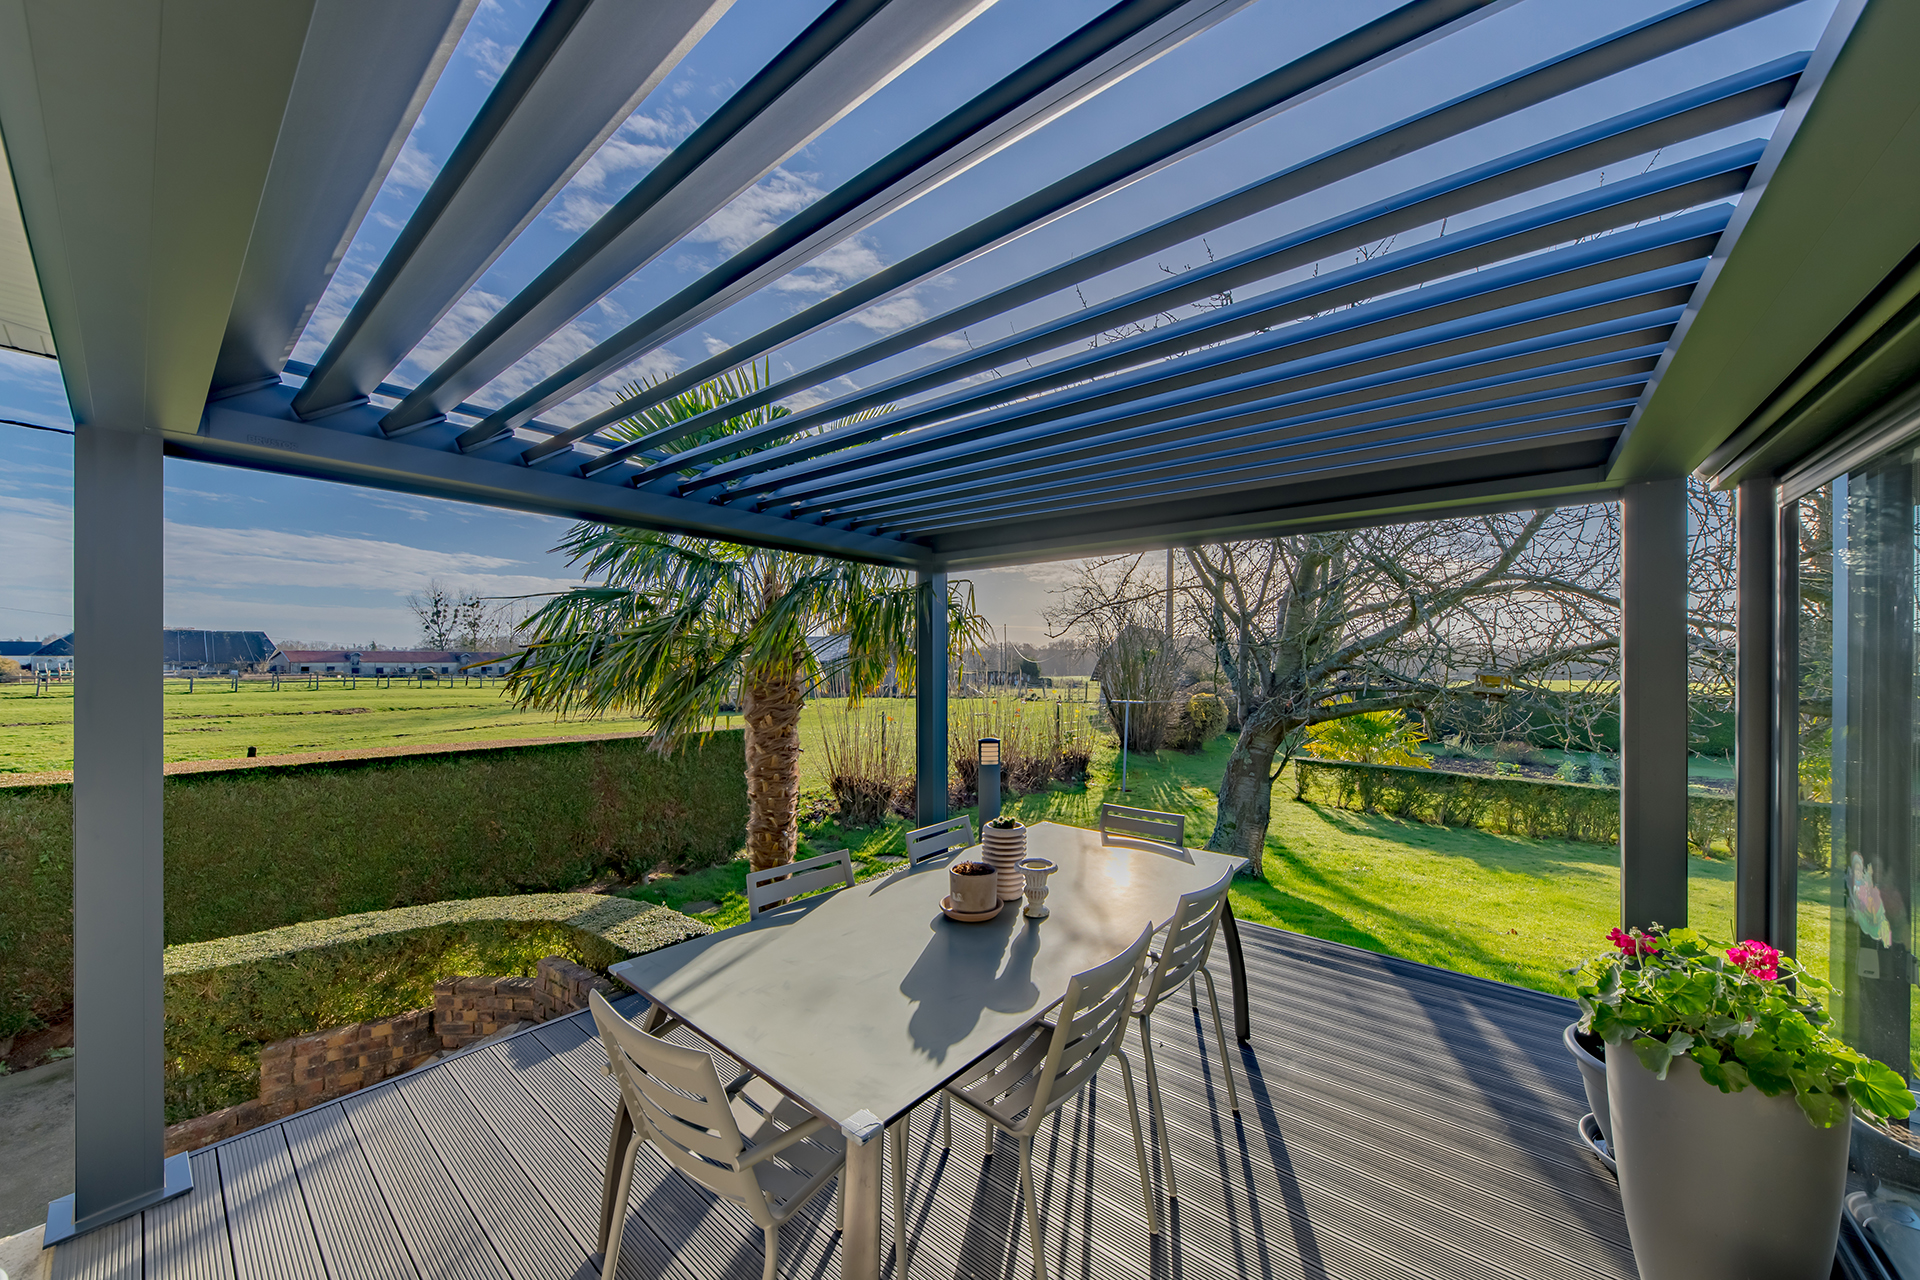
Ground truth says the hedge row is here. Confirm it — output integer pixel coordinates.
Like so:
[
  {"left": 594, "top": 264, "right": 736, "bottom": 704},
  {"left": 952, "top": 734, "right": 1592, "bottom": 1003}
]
[
  {"left": 0, "top": 732, "right": 746, "bottom": 1039},
  {"left": 164, "top": 893, "right": 705, "bottom": 1121},
  {"left": 1294, "top": 759, "right": 1832, "bottom": 868}
]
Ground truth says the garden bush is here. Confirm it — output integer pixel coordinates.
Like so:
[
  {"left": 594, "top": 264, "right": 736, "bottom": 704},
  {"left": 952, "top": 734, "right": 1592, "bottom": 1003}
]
[
  {"left": 163, "top": 893, "right": 704, "bottom": 1121},
  {"left": 0, "top": 732, "right": 744, "bottom": 1038},
  {"left": 1294, "top": 758, "right": 1832, "bottom": 867},
  {"left": 1165, "top": 693, "right": 1228, "bottom": 753}
]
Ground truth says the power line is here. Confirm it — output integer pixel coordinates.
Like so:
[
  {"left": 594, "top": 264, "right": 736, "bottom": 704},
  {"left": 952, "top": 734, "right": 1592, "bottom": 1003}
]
[{"left": 0, "top": 416, "right": 74, "bottom": 436}]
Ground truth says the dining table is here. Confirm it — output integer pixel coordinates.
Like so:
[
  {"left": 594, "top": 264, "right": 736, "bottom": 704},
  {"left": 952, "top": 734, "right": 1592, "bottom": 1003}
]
[{"left": 608, "top": 820, "right": 1248, "bottom": 1280}]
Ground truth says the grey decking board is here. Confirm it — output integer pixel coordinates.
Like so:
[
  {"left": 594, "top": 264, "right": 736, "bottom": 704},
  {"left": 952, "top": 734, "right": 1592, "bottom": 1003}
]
[
  {"left": 342, "top": 1084, "right": 513, "bottom": 1280},
  {"left": 394, "top": 1064, "right": 589, "bottom": 1280},
  {"left": 281, "top": 1103, "right": 417, "bottom": 1280},
  {"left": 216, "top": 1127, "right": 327, "bottom": 1280},
  {"left": 48, "top": 1211, "right": 144, "bottom": 1280},
  {"left": 143, "top": 1150, "right": 237, "bottom": 1280}
]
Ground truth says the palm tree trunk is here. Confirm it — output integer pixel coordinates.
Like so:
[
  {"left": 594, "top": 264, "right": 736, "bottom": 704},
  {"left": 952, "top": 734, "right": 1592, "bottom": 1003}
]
[{"left": 742, "top": 664, "right": 806, "bottom": 872}]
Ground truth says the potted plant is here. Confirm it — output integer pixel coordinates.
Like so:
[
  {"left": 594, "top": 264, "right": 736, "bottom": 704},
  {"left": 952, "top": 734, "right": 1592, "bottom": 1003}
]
[
  {"left": 981, "top": 815, "right": 1027, "bottom": 901},
  {"left": 1576, "top": 925, "right": 1913, "bottom": 1280}
]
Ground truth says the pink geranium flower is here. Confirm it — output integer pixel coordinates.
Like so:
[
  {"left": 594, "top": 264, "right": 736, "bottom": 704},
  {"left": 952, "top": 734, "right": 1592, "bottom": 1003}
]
[
  {"left": 1727, "top": 940, "right": 1781, "bottom": 980},
  {"left": 1608, "top": 927, "right": 1659, "bottom": 958}
]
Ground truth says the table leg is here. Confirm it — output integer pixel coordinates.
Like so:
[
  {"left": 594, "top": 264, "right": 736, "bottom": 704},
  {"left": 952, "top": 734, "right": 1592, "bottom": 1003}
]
[
  {"left": 1221, "top": 902, "right": 1251, "bottom": 1043},
  {"left": 841, "top": 1130, "right": 883, "bottom": 1280}
]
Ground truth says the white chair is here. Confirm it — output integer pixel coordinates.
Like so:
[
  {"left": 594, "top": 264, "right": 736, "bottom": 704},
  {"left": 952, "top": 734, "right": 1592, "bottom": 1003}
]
[
  {"left": 936, "top": 924, "right": 1160, "bottom": 1280},
  {"left": 1132, "top": 874, "right": 1238, "bottom": 1202},
  {"left": 745, "top": 846, "right": 855, "bottom": 921},
  {"left": 590, "top": 989, "right": 845, "bottom": 1280},
  {"left": 1099, "top": 803, "right": 1185, "bottom": 847},
  {"left": 904, "top": 814, "right": 974, "bottom": 865}
]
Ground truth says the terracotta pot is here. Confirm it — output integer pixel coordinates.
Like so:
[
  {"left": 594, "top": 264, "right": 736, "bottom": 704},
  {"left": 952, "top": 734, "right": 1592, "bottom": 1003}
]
[
  {"left": 981, "top": 823, "right": 1028, "bottom": 901},
  {"left": 949, "top": 862, "right": 999, "bottom": 914},
  {"left": 1609, "top": 1048, "right": 1848, "bottom": 1280}
]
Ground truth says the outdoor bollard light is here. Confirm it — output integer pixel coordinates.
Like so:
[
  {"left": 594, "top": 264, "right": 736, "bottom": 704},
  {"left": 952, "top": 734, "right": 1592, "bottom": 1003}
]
[{"left": 979, "top": 736, "right": 1001, "bottom": 826}]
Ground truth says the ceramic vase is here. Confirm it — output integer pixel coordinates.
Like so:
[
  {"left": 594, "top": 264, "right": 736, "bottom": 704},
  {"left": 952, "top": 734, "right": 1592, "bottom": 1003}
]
[
  {"left": 1609, "top": 1048, "right": 1849, "bottom": 1280},
  {"left": 981, "top": 822, "right": 1028, "bottom": 901},
  {"left": 1020, "top": 857, "right": 1056, "bottom": 918}
]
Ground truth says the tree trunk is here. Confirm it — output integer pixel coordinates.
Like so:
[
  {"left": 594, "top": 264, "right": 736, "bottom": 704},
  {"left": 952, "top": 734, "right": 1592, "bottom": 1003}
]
[
  {"left": 1205, "top": 698, "right": 1300, "bottom": 878},
  {"left": 742, "top": 664, "right": 806, "bottom": 872}
]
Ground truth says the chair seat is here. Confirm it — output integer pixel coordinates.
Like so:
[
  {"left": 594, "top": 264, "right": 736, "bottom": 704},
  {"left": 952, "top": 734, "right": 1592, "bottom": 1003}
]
[
  {"left": 943, "top": 1021, "right": 1060, "bottom": 1131},
  {"left": 732, "top": 1077, "right": 847, "bottom": 1218}
]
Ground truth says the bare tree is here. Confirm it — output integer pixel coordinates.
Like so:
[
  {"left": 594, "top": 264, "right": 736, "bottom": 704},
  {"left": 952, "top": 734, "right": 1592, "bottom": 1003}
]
[
  {"left": 1051, "top": 508, "right": 1623, "bottom": 875},
  {"left": 407, "top": 578, "right": 489, "bottom": 650}
]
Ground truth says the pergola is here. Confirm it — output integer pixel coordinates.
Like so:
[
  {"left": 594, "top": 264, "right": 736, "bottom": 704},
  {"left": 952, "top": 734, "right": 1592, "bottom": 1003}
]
[{"left": 3, "top": 0, "right": 1917, "bottom": 1250}]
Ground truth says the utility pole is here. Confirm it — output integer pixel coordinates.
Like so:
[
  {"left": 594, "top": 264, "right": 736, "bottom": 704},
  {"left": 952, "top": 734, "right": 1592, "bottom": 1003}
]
[{"left": 1166, "top": 547, "right": 1175, "bottom": 637}]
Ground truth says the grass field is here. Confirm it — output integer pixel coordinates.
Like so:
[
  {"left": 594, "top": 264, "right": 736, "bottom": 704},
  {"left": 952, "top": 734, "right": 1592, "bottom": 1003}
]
[{"left": 625, "top": 731, "right": 1834, "bottom": 1000}]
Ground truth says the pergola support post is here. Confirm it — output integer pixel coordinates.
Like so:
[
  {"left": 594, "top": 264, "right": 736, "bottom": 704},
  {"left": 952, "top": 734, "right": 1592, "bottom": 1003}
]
[
  {"left": 1619, "top": 477, "right": 1689, "bottom": 931},
  {"left": 915, "top": 570, "right": 948, "bottom": 825},
  {"left": 1771, "top": 500, "right": 1801, "bottom": 954},
  {"left": 1735, "top": 477, "right": 1777, "bottom": 943},
  {"left": 49, "top": 424, "right": 188, "bottom": 1243}
]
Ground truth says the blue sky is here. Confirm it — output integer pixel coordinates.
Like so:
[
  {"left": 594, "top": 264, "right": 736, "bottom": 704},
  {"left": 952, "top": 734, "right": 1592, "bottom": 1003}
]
[{"left": 0, "top": 0, "right": 1836, "bottom": 647}]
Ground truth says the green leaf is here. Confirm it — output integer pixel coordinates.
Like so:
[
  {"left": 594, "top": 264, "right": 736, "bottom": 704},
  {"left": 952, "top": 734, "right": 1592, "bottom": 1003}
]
[
  {"left": 1796, "top": 1088, "right": 1848, "bottom": 1129},
  {"left": 1632, "top": 1035, "right": 1674, "bottom": 1079},
  {"left": 1849, "top": 1059, "right": 1917, "bottom": 1121}
]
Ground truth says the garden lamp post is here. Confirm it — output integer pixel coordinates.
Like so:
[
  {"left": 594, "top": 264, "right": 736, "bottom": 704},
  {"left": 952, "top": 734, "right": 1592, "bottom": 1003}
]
[{"left": 979, "top": 737, "right": 1001, "bottom": 825}]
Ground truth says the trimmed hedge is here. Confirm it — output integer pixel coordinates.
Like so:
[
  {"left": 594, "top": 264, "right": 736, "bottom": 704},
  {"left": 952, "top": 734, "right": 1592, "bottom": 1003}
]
[
  {"left": 163, "top": 893, "right": 705, "bottom": 1122},
  {"left": 0, "top": 732, "right": 745, "bottom": 1038},
  {"left": 1294, "top": 758, "right": 1832, "bottom": 868}
]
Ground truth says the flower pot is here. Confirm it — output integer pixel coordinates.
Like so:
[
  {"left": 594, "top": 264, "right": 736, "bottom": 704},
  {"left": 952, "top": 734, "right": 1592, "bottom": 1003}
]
[
  {"left": 981, "top": 823, "right": 1028, "bottom": 901},
  {"left": 1609, "top": 1048, "right": 1849, "bottom": 1280},
  {"left": 948, "top": 862, "right": 999, "bottom": 915},
  {"left": 1563, "top": 1022, "right": 1610, "bottom": 1144}
]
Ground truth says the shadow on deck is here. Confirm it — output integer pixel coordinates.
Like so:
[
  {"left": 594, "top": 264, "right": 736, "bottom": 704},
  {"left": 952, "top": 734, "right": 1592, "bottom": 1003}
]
[{"left": 45, "top": 924, "right": 1632, "bottom": 1280}]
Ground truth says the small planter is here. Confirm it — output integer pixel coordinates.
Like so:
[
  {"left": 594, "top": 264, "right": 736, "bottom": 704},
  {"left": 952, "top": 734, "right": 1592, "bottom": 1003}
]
[
  {"left": 981, "top": 821, "right": 1028, "bottom": 901},
  {"left": 1562, "top": 1021, "right": 1610, "bottom": 1145},
  {"left": 1609, "top": 1049, "right": 1849, "bottom": 1280}
]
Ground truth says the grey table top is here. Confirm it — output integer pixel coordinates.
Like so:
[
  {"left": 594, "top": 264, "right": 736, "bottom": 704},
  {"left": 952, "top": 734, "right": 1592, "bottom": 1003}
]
[{"left": 609, "top": 821, "right": 1243, "bottom": 1140}]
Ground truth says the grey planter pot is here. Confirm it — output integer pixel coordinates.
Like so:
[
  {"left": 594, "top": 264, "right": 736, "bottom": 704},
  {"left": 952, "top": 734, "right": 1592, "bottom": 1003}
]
[
  {"left": 1564, "top": 1021, "right": 1609, "bottom": 1144},
  {"left": 1609, "top": 1048, "right": 1849, "bottom": 1280}
]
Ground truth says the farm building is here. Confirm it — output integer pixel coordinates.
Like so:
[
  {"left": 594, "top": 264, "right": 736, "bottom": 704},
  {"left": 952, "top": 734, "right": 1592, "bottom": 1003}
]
[
  {"left": 161, "top": 629, "right": 275, "bottom": 673},
  {"left": 265, "top": 648, "right": 512, "bottom": 677}
]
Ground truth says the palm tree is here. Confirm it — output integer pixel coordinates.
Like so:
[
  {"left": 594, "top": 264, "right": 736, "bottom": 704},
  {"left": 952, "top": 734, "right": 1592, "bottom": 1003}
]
[{"left": 503, "top": 370, "right": 981, "bottom": 872}]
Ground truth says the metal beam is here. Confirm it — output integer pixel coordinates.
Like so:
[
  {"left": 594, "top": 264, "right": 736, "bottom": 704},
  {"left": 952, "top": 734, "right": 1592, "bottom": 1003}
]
[
  {"left": 63, "top": 423, "right": 182, "bottom": 1235},
  {"left": 1772, "top": 497, "right": 1801, "bottom": 954},
  {"left": 915, "top": 571, "right": 949, "bottom": 824},
  {"left": 1615, "top": 0, "right": 1920, "bottom": 481},
  {"left": 570, "top": 0, "right": 1798, "bottom": 474},
  {"left": 290, "top": 0, "right": 732, "bottom": 418},
  {"left": 211, "top": 0, "right": 475, "bottom": 393},
  {"left": 1619, "top": 477, "right": 1690, "bottom": 930},
  {"left": 185, "top": 385, "right": 929, "bottom": 566},
  {"left": 1735, "top": 476, "right": 1776, "bottom": 941},
  {"left": 383, "top": 0, "right": 996, "bottom": 438}
]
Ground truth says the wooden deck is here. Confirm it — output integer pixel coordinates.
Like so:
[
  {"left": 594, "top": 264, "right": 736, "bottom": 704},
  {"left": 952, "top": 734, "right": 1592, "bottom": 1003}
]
[{"left": 45, "top": 924, "right": 1635, "bottom": 1280}]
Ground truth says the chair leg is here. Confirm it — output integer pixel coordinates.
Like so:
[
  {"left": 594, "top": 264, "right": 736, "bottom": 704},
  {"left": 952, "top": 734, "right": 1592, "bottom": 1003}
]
[
  {"left": 1200, "top": 967, "right": 1240, "bottom": 1113},
  {"left": 1137, "top": 1012, "right": 1176, "bottom": 1202},
  {"left": 1017, "top": 1134, "right": 1046, "bottom": 1280},
  {"left": 1111, "top": 1047, "right": 1159, "bottom": 1235},
  {"left": 597, "top": 1103, "right": 635, "bottom": 1254},
  {"left": 762, "top": 1224, "right": 779, "bottom": 1280},
  {"left": 600, "top": 1125, "right": 641, "bottom": 1280},
  {"left": 940, "top": 1093, "right": 952, "bottom": 1150},
  {"left": 890, "top": 1120, "right": 908, "bottom": 1279},
  {"left": 832, "top": 1167, "right": 844, "bottom": 1232}
]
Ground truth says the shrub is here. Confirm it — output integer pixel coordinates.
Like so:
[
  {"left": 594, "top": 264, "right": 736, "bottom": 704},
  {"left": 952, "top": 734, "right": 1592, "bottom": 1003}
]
[
  {"left": 163, "top": 893, "right": 704, "bottom": 1121},
  {"left": 0, "top": 733, "right": 745, "bottom": 1039},
  {"left": 0, "top": 657, "right": 19, "bottom": 683},
  {"left": 1165, "top": 693, "right": 1228, "bottom": 753},
  {"left": 816, "top": 709, "right": 906, "bottom": 828},
  {"left": 1302, "top": 710, "right": 1432, "bottom": 767}
]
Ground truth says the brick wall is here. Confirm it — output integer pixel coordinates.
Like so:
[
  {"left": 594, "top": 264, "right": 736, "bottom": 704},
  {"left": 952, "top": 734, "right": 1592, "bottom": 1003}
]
[{"left": 164, "top": 955, "right": 622, "bottom": 1156}]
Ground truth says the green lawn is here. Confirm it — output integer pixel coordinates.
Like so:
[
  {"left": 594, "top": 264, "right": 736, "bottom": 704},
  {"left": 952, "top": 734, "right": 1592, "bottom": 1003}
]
[{"left": 627, "top": 730, "right": 1834, "bottom": 1000}]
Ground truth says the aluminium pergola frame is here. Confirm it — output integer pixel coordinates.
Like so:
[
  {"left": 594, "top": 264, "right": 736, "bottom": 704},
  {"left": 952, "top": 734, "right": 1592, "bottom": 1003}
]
[{"left": 4, "top": 0, "right": 1918, "bottom": 1251}]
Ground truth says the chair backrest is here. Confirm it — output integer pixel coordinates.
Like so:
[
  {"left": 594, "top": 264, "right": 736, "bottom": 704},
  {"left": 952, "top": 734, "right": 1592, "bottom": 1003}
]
[
  {"left": 905, "top": 814, "right": 974, "bottom": 865},
  {"left": 1100, "top": 803, "right": 1185, "bottom": 847},
  {"left": 1033, "top": 923, "right": 1154, "bottom": 1110},
  {"left": 746, "top": 847, "right": 856, "bottom": 920},
  {"left": 589, "top": 989, "right": 760, "bottom": 1207},
  {"left": 1137, "top": 873, "right": 1232, "bottom": 1012}
]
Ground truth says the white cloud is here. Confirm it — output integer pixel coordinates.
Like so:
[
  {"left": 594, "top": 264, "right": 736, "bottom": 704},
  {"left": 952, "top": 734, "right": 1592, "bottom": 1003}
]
[
  {"left": 163, "top": 522, "right": 583, "bottom": 599},
  {"left": 469, "top": 36, "right": 514, "bottom": 82},
  {"left": 701, "top": 333, "right": 730, "bottom": 356},
  {"left": 846, "top": 294, "right": 928, "bottom": 335},
  {"left": 692, "top": 169, "right": 826, "bottom": 255},
  {"left": 389, "top": 137, "right": 438, "bottom": 192}
]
